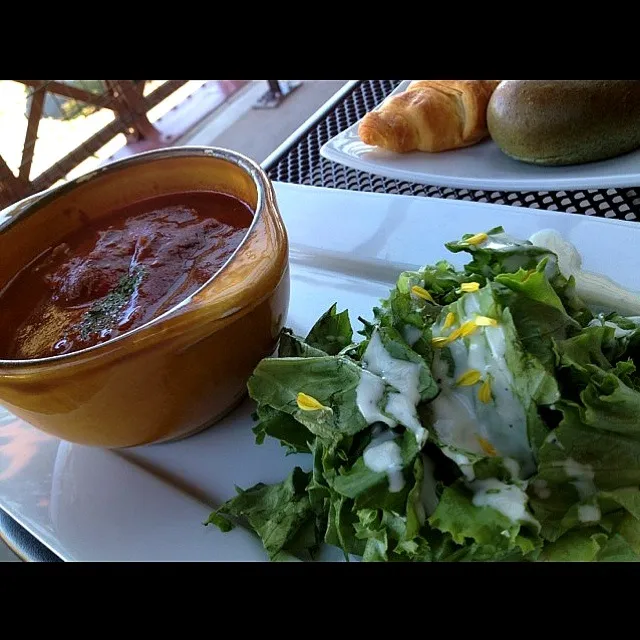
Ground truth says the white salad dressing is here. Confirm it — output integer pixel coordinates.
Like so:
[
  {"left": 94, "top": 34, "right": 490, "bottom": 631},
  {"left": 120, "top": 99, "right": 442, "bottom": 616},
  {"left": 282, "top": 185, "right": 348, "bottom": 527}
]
[
  {"left": 470, "top": 478, "right": 537, "bottom": 525},
  {"left": 587, "top": 317, "right": 640, "bottom": 339},
  {"left": 481, "top": 239, "right": 515, "bottom": 251},
  {"left": 385, "top": 393, "right": 423, "bottom": 439},
  {"left": 480, "top": 233, "right": 529, "bottom": 254},
  {"left": 563, "top": 458, "right": 597, "bottom": 499},
  {"left": 429, "top": 290, "right": 536, "bottom": 478},
  {"left": 578, "top": 504, "right": 601, "bottom": 523},
  {"left": 356, "top": 370, "right": 396, "bottom": 428},
  {"left": 562, "top": 458, "right": 601, "bottom": 523},
  {"left": 529, "top": 229, "right": 640, "bottom": 316},
  {"left": 402, "top": 324, "right": 422, "bottom": 347},
  {"left": 441, "top": 446, "right": 476, "bottom": 481},
  {"left": 429, "top": 357, "right": 484, "bottom": 456},
  {"left": 531, "top": 478, "right": 551, "bottom": 500},
  {"left": 544, "top": 431, "right": 564, "bottom": 450},
  {"left": 358, "top": 330, "right": 427, "bottom": 444},
  {"left": 363, "top": 429, "right": 405, "bottom": 493}
]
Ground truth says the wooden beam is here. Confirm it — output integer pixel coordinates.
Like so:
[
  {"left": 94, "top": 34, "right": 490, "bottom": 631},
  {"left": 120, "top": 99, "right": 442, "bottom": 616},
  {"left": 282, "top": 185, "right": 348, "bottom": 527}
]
[
  {"left": 28, "top": 123, "right": 119, "bottom": 195},
  {"left": 19, "top": 85, "right": 45, "bottom": 182},
  {"left": 106, "top": 80, "right": 159, "bottom": 140},
  {"left": 0, "top": 154, "right": 27, "bottom": 205},
  {"left": 133, "top": 80, "right": 147, "bottom": 98},
  {"left": 28, "top": 81, "right": 187, "bottom": 194},
  {"left": 141, "top": 79, "right": 188, "bottom": 109},
  {"left": 14, "top": 80, "right": 114, "bottom": 110}
]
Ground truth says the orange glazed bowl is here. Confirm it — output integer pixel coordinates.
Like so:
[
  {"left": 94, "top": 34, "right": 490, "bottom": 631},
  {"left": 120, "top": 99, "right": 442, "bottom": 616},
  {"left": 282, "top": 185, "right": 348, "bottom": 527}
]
[{"left": 0, "top": 147, "right": 290, "bottom": 447}]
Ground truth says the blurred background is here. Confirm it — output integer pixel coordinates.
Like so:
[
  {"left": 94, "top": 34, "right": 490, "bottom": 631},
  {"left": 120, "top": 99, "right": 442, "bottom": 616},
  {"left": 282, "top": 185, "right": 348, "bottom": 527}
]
[{"left": 0, "top": 80, "right": 347, "bottom": 210}]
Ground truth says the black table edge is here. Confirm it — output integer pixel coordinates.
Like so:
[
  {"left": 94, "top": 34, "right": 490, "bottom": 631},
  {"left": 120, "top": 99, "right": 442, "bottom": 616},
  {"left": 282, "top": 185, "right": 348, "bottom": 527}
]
[
  {"left": 0, "top": 506, "right": 63, "bottom": 562},
  {"left": 261, "top": 80, "right": 360, "bottom": 171}
]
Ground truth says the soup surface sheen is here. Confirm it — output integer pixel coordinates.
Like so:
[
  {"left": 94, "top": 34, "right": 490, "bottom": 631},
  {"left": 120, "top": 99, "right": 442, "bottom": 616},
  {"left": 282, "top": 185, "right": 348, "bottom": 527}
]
[{"left": 0, "top": 190, "right": 253, "bottom": 360}]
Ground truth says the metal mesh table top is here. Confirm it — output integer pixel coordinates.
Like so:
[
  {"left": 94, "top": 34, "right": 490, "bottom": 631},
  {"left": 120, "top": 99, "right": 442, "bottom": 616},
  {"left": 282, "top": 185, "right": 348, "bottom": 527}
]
[{"left": 265, "top": 80, "right": 640, "bottom": 222}]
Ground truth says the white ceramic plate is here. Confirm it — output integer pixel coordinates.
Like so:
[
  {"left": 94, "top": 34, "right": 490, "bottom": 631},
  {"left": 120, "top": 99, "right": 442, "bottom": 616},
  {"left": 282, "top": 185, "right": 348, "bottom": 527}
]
[
  {"left": 320, "top": 80, "right": 640, "bottom": 192},
  {"left": 1, "top": 182, "right": 639, "bottom": 561}
]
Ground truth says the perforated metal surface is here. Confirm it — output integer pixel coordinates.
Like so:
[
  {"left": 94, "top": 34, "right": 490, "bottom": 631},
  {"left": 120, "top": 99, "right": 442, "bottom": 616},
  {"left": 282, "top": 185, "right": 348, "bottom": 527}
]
[{"left": 266, "top": 80, "right": 640, "bottom": 221}]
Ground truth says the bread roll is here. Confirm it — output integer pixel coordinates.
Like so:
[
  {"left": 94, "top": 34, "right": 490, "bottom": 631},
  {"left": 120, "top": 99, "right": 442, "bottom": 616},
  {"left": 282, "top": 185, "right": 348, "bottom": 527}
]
[
  {"left": 488, "top": 80, "right": 640, "bottom": 165},
  {"left": 358, "top": 80, "right": 500, "bottom": 153}
]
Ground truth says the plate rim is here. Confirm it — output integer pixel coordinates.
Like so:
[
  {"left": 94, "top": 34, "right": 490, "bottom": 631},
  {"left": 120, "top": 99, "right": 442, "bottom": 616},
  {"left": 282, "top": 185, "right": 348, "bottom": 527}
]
[{"left": 275, "top": 181, "right": 640, "bottom": 231}]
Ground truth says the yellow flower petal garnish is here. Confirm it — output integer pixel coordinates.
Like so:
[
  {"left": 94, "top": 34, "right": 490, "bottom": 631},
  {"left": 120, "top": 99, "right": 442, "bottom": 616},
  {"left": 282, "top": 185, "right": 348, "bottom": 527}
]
[
  {"left": 478, "top": 378, "right": 493, "bottom": 403},
  {"left": 296, "top": 392, "right": 327, "bottom": 411},
  {"left": 455, "top": 369, "right": 482, "bottom": 387},
  {"left": 477, "top": 436, "right": 498, "bottom": 457},
  {"left": 411, "top": 285, "right": 435, "bottom": 303},
  {"left": 459, "top": 320, "right": 479, "bottom": 337},
  {"left": 460, "top": 282, "right": 481, "bottom": 293},
  {"left": 464, "top": 232, "right": 489, "bottom": 246},
  {"left": 431, "top": 336, "right": 450, "bottom": 348},
  {"left": 443, "top": 312, "right": 456, "bottom": 329},
  {"left": 474, "top": 315, "right": 498, "bottom": 327},
  {"left": 449, "top": 320, "right": 478, "bottom": 342}
]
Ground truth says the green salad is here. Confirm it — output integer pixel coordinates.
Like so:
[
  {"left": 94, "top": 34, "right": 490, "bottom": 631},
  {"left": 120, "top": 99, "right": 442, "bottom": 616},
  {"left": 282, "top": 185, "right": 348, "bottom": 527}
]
[{"left": 206, "top": 226, "right": 640, "bottom": 562}]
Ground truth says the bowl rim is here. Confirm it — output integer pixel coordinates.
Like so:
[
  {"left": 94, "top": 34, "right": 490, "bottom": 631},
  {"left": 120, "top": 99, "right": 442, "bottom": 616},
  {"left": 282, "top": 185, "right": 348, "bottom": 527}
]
[{"left": 0, "top": 145, "right": 274, "bottom": 368}]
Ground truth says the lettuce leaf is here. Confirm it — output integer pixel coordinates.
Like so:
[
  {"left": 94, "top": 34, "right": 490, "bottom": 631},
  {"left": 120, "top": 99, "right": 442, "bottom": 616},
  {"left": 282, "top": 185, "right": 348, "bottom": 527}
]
[
  {"left": 278, "top": 329, "right": 327, "bottom": 358},
  {"left": 205, "top": 467, "right": 318, "bottom": 560},
  {"left": 445, "top": 226, "right": 554, "bottom": 279},
  {"left": 493, "top": 260, "right": 582, "bottom": 370},
  {"left": 538, "top": 529, "right": 606, "bottom": 562},
  {"left": 252, "top": 405, "right": 312, "bottom": 455},
  {"left": 305, "top": 303, "right": 354, "bottom": 356},
  {"left": 495, "top": 258, "right": 567, "bottom": 314},
  {"left": 369, "top": 288, "right": 436, "bottom": 360},
  {"left": 426, "top": 284, "right": 558, "bottom": 473},
  {"left": 428, "top": 481, "right": 541, "bottom": 556},
  {"left": 447, "top": 227, "right": 592, "bottom": 327},
  {"left": 206, "top": 230, "right": 640, "bottom": 563},
  {"left": 539, "top": 528, "right": 640, "bottom": 562},
  {"left": 369, "top": 325, "right": 438, "bottom": 401},
  {"left": 530, "top": 401, "right": 640, "bottom": 543},
  {"left": 555, "top": 327, "right": 617, "bottom": 385},
  {"left": 395, "top": 260, "right": 480, "bottom": 308},
  {"left": 331, "top": 430, "right": 421, "bottom": 510},
  {"left": 596, "top": 534, "right": 640, "bottom": 562},
  {"left": 247, "top": 355, "right": 368, "bottom": 441},
  {"left": 350, "top": 456, "right": 434, "bottom": 562},
  {"left": 580, "top": 366, "right": 640, "bottom": 435}
]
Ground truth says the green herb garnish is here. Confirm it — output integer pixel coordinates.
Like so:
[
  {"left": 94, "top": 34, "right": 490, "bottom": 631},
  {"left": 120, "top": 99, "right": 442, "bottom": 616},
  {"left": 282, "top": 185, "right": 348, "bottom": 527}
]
[{"left": 77, "top": 265, "right": 145, "bottom": 341}]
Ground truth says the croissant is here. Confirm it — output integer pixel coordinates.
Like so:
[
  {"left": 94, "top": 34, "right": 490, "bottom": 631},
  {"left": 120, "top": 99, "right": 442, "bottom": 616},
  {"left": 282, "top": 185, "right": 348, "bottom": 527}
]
[{"left": 358, "top": 80, "right": 501, "bottom": 153}]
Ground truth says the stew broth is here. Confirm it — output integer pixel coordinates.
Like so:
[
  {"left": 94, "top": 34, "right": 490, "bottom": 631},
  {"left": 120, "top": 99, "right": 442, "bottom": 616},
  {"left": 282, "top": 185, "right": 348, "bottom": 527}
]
[{"left": 0, "top": 191, "right": 253, "bottom": 360}]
